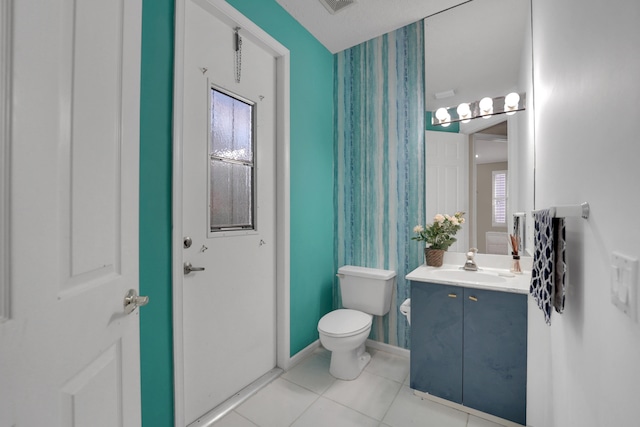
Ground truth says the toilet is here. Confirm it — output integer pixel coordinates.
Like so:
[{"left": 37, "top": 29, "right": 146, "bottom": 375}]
[{"left": 318, "top": 265, "right": 396, "bottom": 380}]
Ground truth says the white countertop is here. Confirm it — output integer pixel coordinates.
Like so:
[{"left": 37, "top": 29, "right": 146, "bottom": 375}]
[{"left": 406, "top": 264, "right": 531, "bottom": 294}]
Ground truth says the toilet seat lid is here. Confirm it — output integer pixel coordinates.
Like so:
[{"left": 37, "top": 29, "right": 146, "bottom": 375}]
[{"left": 318, "top": 309, "right": 372, "bottom": 337}]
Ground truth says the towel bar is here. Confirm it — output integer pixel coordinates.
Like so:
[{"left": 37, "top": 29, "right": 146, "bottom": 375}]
[{"left": 534, "top": 202, "right": 589, "bottom": 219}]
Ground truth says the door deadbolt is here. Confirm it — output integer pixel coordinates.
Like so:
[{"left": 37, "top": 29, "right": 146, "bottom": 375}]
[{"left": 183, "top": 237, "right": 193, "bottom": 249}]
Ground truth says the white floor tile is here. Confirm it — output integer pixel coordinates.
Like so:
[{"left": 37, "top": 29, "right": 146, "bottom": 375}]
[
  {"left": 364, "top": 350, "right": 410, "bottom": 384},
  {"left": 214, "top": 411, "right": 259, "bottom": 427},
  {"left": 382, "top": 386, "right": 468, "bottom": 427},
  {"left": 281, "top": 353, "right": 336, "bottom": 394},
  {"left": 291, "top": 397, "right": 379, "bottom": 427},
  {"left": 467, "top": 414, "right": 508, "bottom": 427},
  {"left": 235, "top": 378, "right": 318, "bottom": 427},
  {"left": 323, "top": 370, "right": 402, "bottom": 421},
  {"left": 313, "top": 346, "right": 331, "bottom": 359}
]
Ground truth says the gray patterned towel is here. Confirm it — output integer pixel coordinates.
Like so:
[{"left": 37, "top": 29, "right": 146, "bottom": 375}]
[
  {"left": 531, "top": 209, "right": 566, "bottom": 324},
  {"left": 553, "top": 217, "right": 566, "bottom": 314}
]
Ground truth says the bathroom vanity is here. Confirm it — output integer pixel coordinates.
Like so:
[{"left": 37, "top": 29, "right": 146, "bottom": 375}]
[{"left": 406, "top": 265, "right": 529, "bottom": 426}]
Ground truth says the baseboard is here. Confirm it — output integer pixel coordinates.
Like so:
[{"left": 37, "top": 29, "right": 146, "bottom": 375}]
[
  {"left": 187, "top": 367, "right": 283, "bottom": 427},
  {"left": 365, "top": 339, "right": 410, "bottom": 358},
  {"left": 413, "top": 389, "right": 526, "bottom": 427},
  {"left": 284, "top": 339, "right": 320, "bottom": 371},
  {"left": 285, "top": 339, "right": 408, "bottom": 372}
]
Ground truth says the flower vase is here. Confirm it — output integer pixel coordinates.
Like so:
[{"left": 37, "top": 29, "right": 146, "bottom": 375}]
[{"left": 425, "top": 248, "right": 445, "bottom": 267}]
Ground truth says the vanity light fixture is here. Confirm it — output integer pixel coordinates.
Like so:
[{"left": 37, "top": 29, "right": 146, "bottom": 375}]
[{"left": 430, "top": 92, "right": 526, "bottom": 127}]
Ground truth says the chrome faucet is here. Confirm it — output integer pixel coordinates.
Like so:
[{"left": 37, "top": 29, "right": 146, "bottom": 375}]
[{"left": 463, "top": 248, "right": 479, "bottom": 271}]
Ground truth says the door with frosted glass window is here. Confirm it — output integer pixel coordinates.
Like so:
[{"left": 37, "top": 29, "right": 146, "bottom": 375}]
[{"left": 179, "top": 0, "right": 277, "bottom": 423}]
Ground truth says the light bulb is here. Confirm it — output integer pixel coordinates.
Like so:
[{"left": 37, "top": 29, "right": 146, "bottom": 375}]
[
  {"left": 435, "top": 107, "right": 449, "bottom": 121},
  {"left": 456, "top": 103, "right": 471, "bottom": 123},
  {"left": 479, "top": 97, "right": 493, "bottom": 118},
  {"left": 479, "top": 97, "right": 493, "bottom": 112},
  {"left": 505, "top": 92, "right": 520, "bottom": 115},
  {"left": 505, "top": 92, "right": 520, "bottom": 108}
]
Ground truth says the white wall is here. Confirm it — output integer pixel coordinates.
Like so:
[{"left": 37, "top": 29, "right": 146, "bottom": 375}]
[{"left": 527, "top": 1, "right": 640, "bottom": 426}]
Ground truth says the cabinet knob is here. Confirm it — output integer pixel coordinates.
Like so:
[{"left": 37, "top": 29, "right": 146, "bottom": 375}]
[{"left": 468, "top": 295, "right": 478, "bottom": 302}]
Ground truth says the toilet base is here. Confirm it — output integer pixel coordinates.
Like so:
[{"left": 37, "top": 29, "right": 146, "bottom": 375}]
[{"left": 329, "top": 342, "right": 371, "bottom": 380}]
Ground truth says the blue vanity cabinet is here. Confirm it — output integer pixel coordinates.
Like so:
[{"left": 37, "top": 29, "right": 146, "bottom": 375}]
[
  {"left": 463, "top": 286, "right": 527, "bottom": 425},
  {"left": 410, "top": 282, "right": 464, "bottom": 403},
  {"left": 410, "top": 281, "right": 527, "bottom": 425}
]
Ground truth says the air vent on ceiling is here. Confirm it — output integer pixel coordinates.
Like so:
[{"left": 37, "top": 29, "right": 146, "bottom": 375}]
[{"left": 319, "top": 0, "right": 356, "bottom": 15}]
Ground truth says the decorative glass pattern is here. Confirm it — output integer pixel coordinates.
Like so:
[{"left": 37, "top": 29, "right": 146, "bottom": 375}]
[{"left": 209, "top": 88, "right": 255, "bottom": 231}]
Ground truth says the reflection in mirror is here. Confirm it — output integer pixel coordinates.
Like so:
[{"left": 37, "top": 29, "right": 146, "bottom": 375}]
[{"left": 424, "top": 0, "right": 534, "bottom": 255}]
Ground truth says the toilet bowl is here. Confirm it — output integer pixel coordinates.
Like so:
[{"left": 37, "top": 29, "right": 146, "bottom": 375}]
[
  {"left": 317, "top": 265, "right": 396, "bottom": 380},
  {"left": 318, "top": 309, "right": 373, "bottom": 380}
]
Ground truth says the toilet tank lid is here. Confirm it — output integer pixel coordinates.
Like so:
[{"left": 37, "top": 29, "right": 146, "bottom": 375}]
[{"left": 338, "top": 265, "right": 396, "bottom": 280}]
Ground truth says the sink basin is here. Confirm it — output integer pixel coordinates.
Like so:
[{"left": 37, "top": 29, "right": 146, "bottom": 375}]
[{"left": 428, "top": 269, "right": 507, "bottom": 284}]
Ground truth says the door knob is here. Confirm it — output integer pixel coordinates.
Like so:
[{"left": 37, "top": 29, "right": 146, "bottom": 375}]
[
  {"left": 124, "top": 289, "right": 149, "bottom": 314},
  {"left": 184, "top": 262, "right": 205, "bottom": 275}
]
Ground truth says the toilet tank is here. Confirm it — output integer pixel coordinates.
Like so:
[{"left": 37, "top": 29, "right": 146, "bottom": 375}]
[{"left": 338, "top": 265, "right": 396, "bottom": 316}]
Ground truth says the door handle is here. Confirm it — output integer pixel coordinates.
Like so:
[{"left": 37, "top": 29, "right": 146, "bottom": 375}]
[
  {"left": 184, "top": 262, "right": 205, "bottom": 275},
  {"left": 124, "top": 289, "right": 149, "bottom": 314}
]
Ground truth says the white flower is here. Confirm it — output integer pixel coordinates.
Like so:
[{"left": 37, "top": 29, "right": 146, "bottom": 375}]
[
  {"left": 451, "top": 217, "right": 459, "bottom": 225},
  {"left": 460, "top": 218, "right": 465, "bottom": 224},
  {"left": 413, "top": 225, "right": 424, "bottom": 233},
  {"left": 434, "top": 214, "right": 445, "bottom": 223}
]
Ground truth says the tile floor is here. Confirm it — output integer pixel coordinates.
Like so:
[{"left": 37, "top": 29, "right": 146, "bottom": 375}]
[{"left": 214, "top": 347, "right": 509, "bottom": 427}]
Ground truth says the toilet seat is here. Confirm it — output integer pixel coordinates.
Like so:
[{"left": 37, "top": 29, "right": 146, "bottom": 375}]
[{"left": 318, "top": 309, "right": 372, "bottom": 338}]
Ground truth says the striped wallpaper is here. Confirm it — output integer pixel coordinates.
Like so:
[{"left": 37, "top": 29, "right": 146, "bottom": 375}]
[{"left": 334, "top": 22, "right": 425, "bottom": 349}]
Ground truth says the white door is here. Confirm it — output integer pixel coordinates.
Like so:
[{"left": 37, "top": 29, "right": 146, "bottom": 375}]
[
  {"left": 177, "top": 0, "right": 278, "bottom": 423},
  {"left": 0, "top": 0, "right": 143, "bottom": 426},
  {"left": 425, "top": 130, "right": 469, "bottom": 252}
]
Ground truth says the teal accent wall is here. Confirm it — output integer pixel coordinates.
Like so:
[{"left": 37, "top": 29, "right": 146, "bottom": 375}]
[
  {"left": 335, "top": 23, "right": 425, "bottom": 349},
  {"left": 225, "top": 0, "right": 335, "bottom": 356},
  {"left": 139, "top": 0, "right": 175, "bottom": 426},
  {"left": 139, "top": 2, "right": 334, "bottom": 425}
]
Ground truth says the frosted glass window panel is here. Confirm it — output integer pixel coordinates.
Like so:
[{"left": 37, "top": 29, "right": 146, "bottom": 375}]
[
  {"left": 210, "top": 161, "right": 253, "bottom": 229},
  {"left": 209, "top": 87, "right": 255, "bottom": 231},
  {"left": 211, "top": 89, "right": 253, "bottom": 162}
]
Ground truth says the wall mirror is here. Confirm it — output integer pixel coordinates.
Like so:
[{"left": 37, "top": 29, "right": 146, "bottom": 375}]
[{"left": 424, "top": 0, "right": 534, "bottom": 256}]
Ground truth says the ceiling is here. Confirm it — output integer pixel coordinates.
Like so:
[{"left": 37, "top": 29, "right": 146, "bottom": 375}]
[{"left": 275, "top": 0, "right": 469, "bottom": 54}]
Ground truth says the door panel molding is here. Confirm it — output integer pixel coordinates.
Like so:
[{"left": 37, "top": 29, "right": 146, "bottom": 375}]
[
  {"left": 0, "top": 0, "right": 142, "bottom": 423},
  {"left": 0, "top": 0, "right": 12, "bottom": 323},
  {"left": 172, "top": 0, "right": 290, "bottom": 425}
]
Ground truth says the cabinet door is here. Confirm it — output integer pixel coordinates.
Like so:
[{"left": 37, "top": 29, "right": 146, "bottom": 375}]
[
  {"left": 411, "top": 282, "right": 463, "bottom": 403},
  {"left": 463, "top": 288, "right": 527, "bottom": 425}
]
